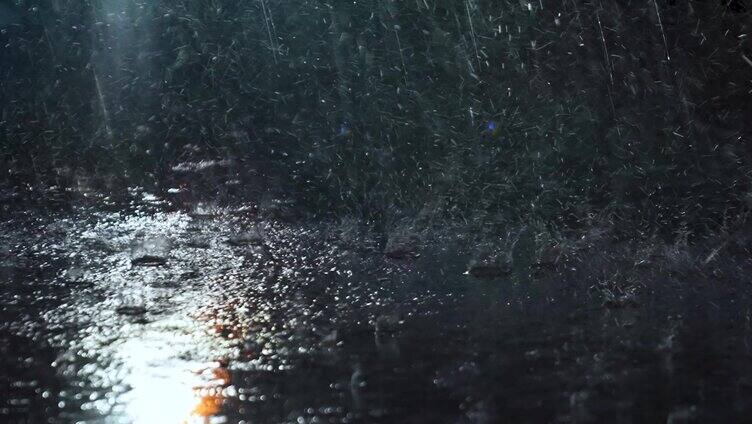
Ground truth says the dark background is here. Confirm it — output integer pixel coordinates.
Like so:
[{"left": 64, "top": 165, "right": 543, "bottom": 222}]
[{"left": 1, "top": 0, "right": 750, "bottom": 235}]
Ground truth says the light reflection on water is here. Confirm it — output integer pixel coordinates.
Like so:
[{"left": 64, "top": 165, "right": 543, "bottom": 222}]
[
  {"left": 116, "top": 330, "right": 228, "bottom": 423},
  {"left": 48, "top": 205, "right": 247, "bottom": 423},
  {"left": 9, "top": 189, "right": 752, "bottom": 423}
]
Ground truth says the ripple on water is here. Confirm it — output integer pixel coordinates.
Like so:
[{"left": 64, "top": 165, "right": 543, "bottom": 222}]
[{"left": 4, "top": 193, "right": 752, "bottom": 423}]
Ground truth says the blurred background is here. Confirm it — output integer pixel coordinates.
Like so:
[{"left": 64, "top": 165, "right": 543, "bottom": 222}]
[{"left": 1, "top": 0, "right": 750, "bottom": 236}]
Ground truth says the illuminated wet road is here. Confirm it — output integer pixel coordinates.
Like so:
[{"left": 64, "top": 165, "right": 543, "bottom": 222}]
[{"left": 3, "top": 189, "right": 752, "bottom": 423}]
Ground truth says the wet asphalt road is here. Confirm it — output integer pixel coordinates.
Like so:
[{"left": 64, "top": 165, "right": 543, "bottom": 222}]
[{"left": 3, "top": 189, "right": 752, "bottom": 423}]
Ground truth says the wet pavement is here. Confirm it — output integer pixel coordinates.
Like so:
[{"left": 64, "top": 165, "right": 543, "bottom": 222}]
[{"left": 3, "top": 189, "right": 752, "bottom": 423}]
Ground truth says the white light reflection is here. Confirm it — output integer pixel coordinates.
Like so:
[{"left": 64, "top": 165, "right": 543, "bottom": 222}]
[
  {"left": 67, "top": 209, "right": 237, "bottom": 423},
  {"left": 116, "top": 321, "right": 231, "bottom": 424},
  {"left": 58, "top": 206, "right": 274, "bottom": 423}
]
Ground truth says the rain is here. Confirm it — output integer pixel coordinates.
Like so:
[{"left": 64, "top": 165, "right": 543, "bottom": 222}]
[{"left": 1, "top": 0, "right": 751, "bottom": 422}]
